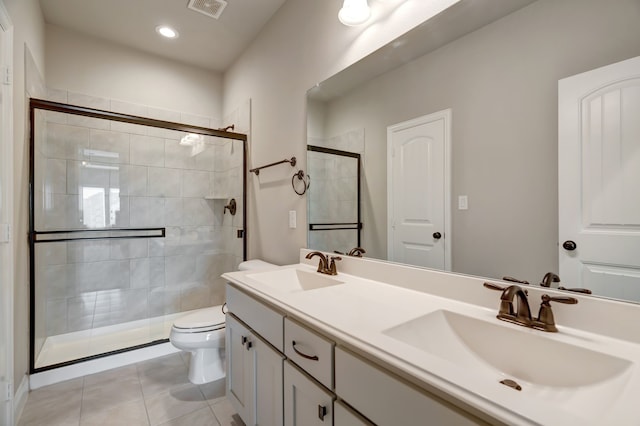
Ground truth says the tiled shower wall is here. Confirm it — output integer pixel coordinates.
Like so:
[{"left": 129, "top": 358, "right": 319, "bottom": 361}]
[
  {"left": 32, "top": 90, "right": 244, "bottom": 348},
  {"left": 307, "top": 129, "right": 363, "bottom": 253}
]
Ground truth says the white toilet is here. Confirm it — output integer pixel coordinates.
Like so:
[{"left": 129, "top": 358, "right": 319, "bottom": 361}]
[{"left": 169, "top": 259, "right": 276, "bottom": 384}]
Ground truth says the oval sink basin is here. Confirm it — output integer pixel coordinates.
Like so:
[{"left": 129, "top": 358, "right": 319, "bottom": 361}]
[
  {"left": 247, "top": 268, "right": 344, "bottom": 293},
  {"left": 383, "top": 310, "right": 631, "bottom": 388}
]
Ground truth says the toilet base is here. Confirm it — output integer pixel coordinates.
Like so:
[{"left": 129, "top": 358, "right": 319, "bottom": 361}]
[{"left": 187, "top": 347, "right": 226, "bottom": 384}]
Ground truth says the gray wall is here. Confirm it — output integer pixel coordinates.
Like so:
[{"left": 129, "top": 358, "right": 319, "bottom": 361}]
[
  {"left": 45, "top": 24, "right": 224, "bottom": 120},
  {"left": 318, "top": 0, "right": 640, "bottom": 282},
  {"left": 5, "top": 0, "right": 46, "bottom": 395},
  {"left": 223, "top": 0, "right": 462, "bottom": 266}
]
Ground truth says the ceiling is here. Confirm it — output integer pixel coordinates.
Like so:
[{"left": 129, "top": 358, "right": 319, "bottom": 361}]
[{"left": 39, "top": 0, "right": 288, "bottom": 72}]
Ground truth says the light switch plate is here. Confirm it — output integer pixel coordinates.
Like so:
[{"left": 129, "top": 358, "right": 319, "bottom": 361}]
[
  {"left": 289, "top": 210, "right": 297, "bottom": 228},
  {"left": 458, "top": 195, "right": 468, "bottom": 210}
]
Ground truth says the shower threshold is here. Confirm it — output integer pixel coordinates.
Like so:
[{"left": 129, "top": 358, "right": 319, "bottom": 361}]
[{"left": 35, "top": 310, "right": 196, "bottom": 369}]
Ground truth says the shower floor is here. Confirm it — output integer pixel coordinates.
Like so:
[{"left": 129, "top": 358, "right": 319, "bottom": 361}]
[{"left": 35, "top": 310, "right": 197, "bottom": 369}]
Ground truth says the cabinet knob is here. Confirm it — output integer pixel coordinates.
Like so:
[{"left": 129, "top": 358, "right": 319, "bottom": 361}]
[
  {"left": 562, "top": 240, "right": 577, "bottom": 251},
  {"left": 245, "top": 341, "right": 252, "bottom": 351},
  {"left": 433, "top": 232, "right": 442, "bottom": 240},
  {"left": 318, "top": 405, "right": 327, "bottom": 421},
  {"left": 241, "top": 336, "right": 247, "bottom": 345}
]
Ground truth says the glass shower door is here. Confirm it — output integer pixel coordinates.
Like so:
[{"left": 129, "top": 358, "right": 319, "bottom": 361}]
[
  {"left": 30, "top": 99, "right": 246, "bottom": 372},
  {"left": 307, "top": 146, "right": 361, "bottom": 254}
]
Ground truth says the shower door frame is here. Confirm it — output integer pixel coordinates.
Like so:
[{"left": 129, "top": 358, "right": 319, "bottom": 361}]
[
  {"left": 28, "top": 98, "right": 248, "bottom": 374},
  {"left": 307, "top": 145, "right": 362, "bottom": 248}
]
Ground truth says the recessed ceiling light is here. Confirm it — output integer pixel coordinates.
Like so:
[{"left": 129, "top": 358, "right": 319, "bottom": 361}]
[{"left": 156, "top": 25, "right": 179, "bottom": 39}]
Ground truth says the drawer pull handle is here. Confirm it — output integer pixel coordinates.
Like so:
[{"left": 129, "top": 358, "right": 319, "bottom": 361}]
[
  {"left": 318, "top": 404, "right": 327, "bottom": 421},
  {"left": 292, "top": 340, "right": 319, "bottom": 361}
]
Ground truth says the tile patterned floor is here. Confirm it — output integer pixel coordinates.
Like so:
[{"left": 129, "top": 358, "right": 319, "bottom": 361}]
[{"left": 18, "top": 353, "right": 244, "bottom": 426}]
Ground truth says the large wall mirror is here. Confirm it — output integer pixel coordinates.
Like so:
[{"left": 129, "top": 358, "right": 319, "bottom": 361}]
[{"left": 306, "top": 0, "right": 640, "bottom": 303}]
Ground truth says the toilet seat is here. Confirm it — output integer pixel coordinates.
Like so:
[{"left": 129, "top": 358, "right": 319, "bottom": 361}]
[
  {"left": 238, "top": 259, "right": 277, "bottom": 271},
  {"left": 172, "top": 307, "right": 225, "bottom": 333}
]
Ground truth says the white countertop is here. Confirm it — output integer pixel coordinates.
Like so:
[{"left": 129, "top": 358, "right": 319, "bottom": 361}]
[{"left": 223, "top": 257, "right": 640, "bottom": 425}]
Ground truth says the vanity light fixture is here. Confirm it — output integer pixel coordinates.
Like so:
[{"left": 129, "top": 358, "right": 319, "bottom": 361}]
[
  {"left": 338, "top": 0, "right": 371, "bottom": 26},
  {"left": 156, "top": 25, "right": 179, "bottom": 39}
]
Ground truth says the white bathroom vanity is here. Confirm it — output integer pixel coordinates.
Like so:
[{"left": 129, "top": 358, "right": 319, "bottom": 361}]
[{"left": 222, "top": 249, "right": 640, "bottom": 425}]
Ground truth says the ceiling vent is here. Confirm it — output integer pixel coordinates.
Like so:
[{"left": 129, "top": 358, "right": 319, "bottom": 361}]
[{"left": 187, "top": 0, "right": 228, "bottom": 19}]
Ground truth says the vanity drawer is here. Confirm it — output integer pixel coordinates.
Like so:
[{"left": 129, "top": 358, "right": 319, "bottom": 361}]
[
  {"left": 334, "top": 400, "right": 373, "bottom": 426},
  {"left": 226, "top": 283, "right": 284, "bottom": 351},
  {"left": 284, "top": 317, "right": 334, "bottom": 390}
]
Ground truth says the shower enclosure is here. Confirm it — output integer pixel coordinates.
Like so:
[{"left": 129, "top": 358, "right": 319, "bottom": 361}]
[
  {"left": 307, "top": 145, "right": 361, "bottom": 254},
  {"left": 29, "top": 99, "right": 246, "bottom": 372}
]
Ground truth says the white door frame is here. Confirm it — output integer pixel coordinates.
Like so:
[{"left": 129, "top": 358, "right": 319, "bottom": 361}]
[
  {"left": 387, "top": 109, "right": 452, "bottom": 271},
  {"left": 0, "top": 1, "right": 14, "bottom": 424}
]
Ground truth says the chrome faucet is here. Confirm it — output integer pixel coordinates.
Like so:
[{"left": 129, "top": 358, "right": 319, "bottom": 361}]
[
  {"left": 305, "top": 251, "right": 341, "bottom": 276},
  {"left": 484, "top": 282, "right": 578, "bottom": 332}
]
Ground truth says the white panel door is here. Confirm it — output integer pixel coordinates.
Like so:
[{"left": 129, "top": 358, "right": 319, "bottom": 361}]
[
  {"left": 559, "top": 55, "right": 640, "bottom": 301},
  {"left": 387, "top": 110, "right": 451, "bottom": 270}
]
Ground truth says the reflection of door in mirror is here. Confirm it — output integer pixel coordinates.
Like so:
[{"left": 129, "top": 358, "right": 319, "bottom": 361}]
[
  {"left": 387, "top": 110, "right": 451, "bottom": 271},
  {"left": 559, "top": 55, "right": 640, "bottom": 302},
  {"left": 307, "top": 145, "right": 361, "bottom": 254}
]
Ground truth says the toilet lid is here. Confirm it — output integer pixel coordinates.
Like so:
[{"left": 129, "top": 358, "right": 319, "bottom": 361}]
[{"left": 173, "top": 307, "right": 225, "bottom": 330}]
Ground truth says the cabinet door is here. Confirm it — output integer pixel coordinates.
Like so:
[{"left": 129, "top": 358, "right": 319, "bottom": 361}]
[
  {"left": 226, "top": 314, "right": 254, "bottom": 425},
  {"left": 254, "top": 335, "right": 285, "bottom": 426},
  {"left": 284, "top": 361, "right": 334, "bottom": 426}
]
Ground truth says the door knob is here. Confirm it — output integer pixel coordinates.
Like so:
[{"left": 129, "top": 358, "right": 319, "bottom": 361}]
[
  {"left": 562, "top": 240, "right": 577, "bottom": 251},
  {"left": 433, "top": 232, "right": 442, "bottom": 239}
]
